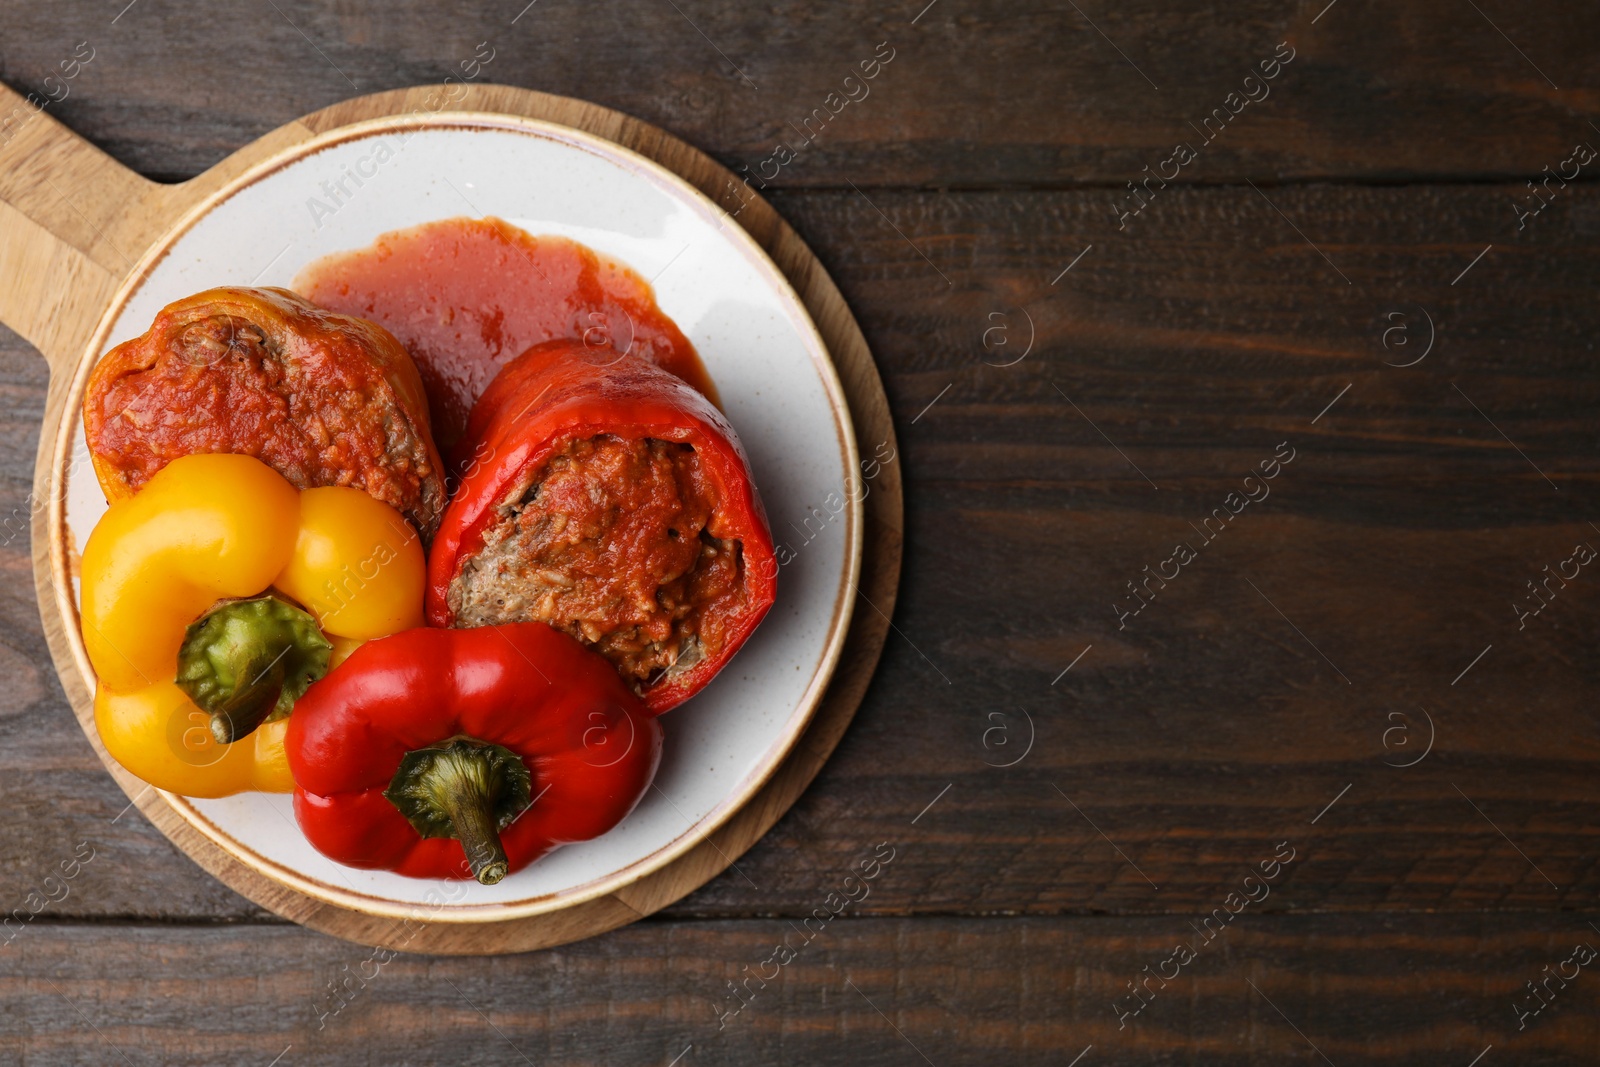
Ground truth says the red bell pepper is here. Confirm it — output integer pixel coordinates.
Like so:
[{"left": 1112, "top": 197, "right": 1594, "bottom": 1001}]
[
  {"left": 287, "top": 623, "right": 662, "bottom": 884},
  {"left": 426, "top": 341, "right": 777, "bottom": 714}
]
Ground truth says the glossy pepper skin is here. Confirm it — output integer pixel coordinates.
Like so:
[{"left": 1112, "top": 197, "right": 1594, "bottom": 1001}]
[
  {"left": 80, "top": 454, "right": 425, "bottom": 797},
  {"left": 426, "top": 342, "right": 777, "bottom": 714},
  {"left": 287, "top": 623, "right": 663, "bottom": 883}
]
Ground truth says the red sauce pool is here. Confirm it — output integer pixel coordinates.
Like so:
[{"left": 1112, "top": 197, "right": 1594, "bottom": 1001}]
[{"left": 295, "top": 217, "right": 716, "bottom": 458}]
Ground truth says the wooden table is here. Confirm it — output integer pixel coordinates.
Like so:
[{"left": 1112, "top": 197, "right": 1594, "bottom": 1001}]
[{"left": 1, "top": 1, "right": 1596, "bottom": 1063}]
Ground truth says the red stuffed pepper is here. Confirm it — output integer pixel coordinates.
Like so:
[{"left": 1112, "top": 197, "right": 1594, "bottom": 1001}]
[
  {"left": 83, "top": 286, "right": 446, "bottom": 538},
  {"left": 287, "top": 623, "right": 661, "bottom": 884},
  {"left": 427, "top": 341, "right": 777, "bottom": 714}
]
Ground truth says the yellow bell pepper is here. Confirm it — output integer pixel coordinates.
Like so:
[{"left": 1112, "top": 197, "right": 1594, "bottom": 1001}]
[{"left": 80, "top": 453, "right": 425, "bottom": 797}]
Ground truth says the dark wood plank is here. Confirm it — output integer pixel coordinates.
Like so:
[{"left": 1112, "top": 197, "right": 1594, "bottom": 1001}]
[
  {"left": 1, "top": 0, "right": 1596, "bottom": 186},
  {"left": 704, "top": 179, "right": 1600, "bottom": 914},
  {"left": 0, "top": 914, "right": 1596, "bottom": 1064},
  {"left": 702, "top": 181, "right": 1600, "bottom": 914},
  {"left": 2, "top": 180, "right": 1599, "bottom": 922}
]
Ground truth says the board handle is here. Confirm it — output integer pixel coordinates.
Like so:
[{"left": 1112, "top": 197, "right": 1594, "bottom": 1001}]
[{"left": 0, "top": 79, "right": 161, "bottom": 376}]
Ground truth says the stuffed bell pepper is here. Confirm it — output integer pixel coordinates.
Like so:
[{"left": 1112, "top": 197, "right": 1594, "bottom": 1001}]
[
  {"left": 80, "top": 453, "right": 425, "bottom": 797},
  {"left": 427, "top": 341, "right": 777, "bottom": 714},
  {"left": 83, "top": 286, "right": 447, "bottom": 537}
]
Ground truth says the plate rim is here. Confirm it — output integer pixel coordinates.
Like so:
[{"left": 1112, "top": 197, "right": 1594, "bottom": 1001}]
[{"left": 49, "top": 110, "right": 864, "bottom": 922}]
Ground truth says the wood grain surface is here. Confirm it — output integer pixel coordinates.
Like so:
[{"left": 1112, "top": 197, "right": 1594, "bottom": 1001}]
[
  {"left": 1, "top": 0, "right": 1598, "bottom": 1062},
  {"left": 3, "top": 915, "right": 1595, "bottom": 1065},
  {"left": 2, "top": 1, "right": 1597, "bottom": 186}
]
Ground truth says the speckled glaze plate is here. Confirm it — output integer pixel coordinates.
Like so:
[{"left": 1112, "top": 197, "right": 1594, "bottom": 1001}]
[{"left": 52, "top": 113, "right": 863, "bottom": 923}]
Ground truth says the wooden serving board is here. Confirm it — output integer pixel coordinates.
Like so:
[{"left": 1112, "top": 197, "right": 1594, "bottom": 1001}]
[{"left": 0, "top": 81, "right": 900, "bottom": 954}]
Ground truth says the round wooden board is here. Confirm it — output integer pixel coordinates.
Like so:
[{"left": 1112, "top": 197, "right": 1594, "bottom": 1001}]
[{"left": 0, "top": 82, "right": 901, "bottom": 954}]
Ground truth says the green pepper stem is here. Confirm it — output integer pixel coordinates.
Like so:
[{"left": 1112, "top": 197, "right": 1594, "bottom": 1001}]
[
  {"left": 439, "top": 770, "right": 509, "bottom": 885},
  {"left": 383, "top": 740, "right": 534, "bottom": 886},
  {"left": 176, "top": 595, "right": 331, "bottom": 745},
  {"left": 208, "top": 654, "right": 286, "bottom": 744}
]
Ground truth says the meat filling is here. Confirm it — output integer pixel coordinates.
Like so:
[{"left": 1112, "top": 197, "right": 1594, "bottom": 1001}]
[
  {"left": 90, "top": 313, "right": 442, "bottom": 533},
  {"left": 447, "top": 435, "right": 748, "bottom": 688}
]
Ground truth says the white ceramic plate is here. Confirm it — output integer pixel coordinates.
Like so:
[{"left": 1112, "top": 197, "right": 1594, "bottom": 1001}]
[{"left": 58, "top": 115, "right": 860, "bottom": 920}]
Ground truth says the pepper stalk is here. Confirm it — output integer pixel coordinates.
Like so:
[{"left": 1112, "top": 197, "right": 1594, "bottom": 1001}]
[
  {"left": 176, "top": 595, "right": 332, "bottom": 745},
  {"left": 383, "top": 739, "right": 534, "bottom": 885}
]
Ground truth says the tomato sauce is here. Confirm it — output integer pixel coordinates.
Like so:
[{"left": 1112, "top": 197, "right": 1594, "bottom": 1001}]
[{"left": 295, "top": 217, "right": 716, "bottom": 457}]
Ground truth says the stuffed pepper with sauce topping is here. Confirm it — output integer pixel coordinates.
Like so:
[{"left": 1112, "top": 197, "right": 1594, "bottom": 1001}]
[
  {"left": 427, "top": 340, "right": 776, "bottom": 714},
  {"left": 83, "top": 286, "right": 446, "bottom": 537}
]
